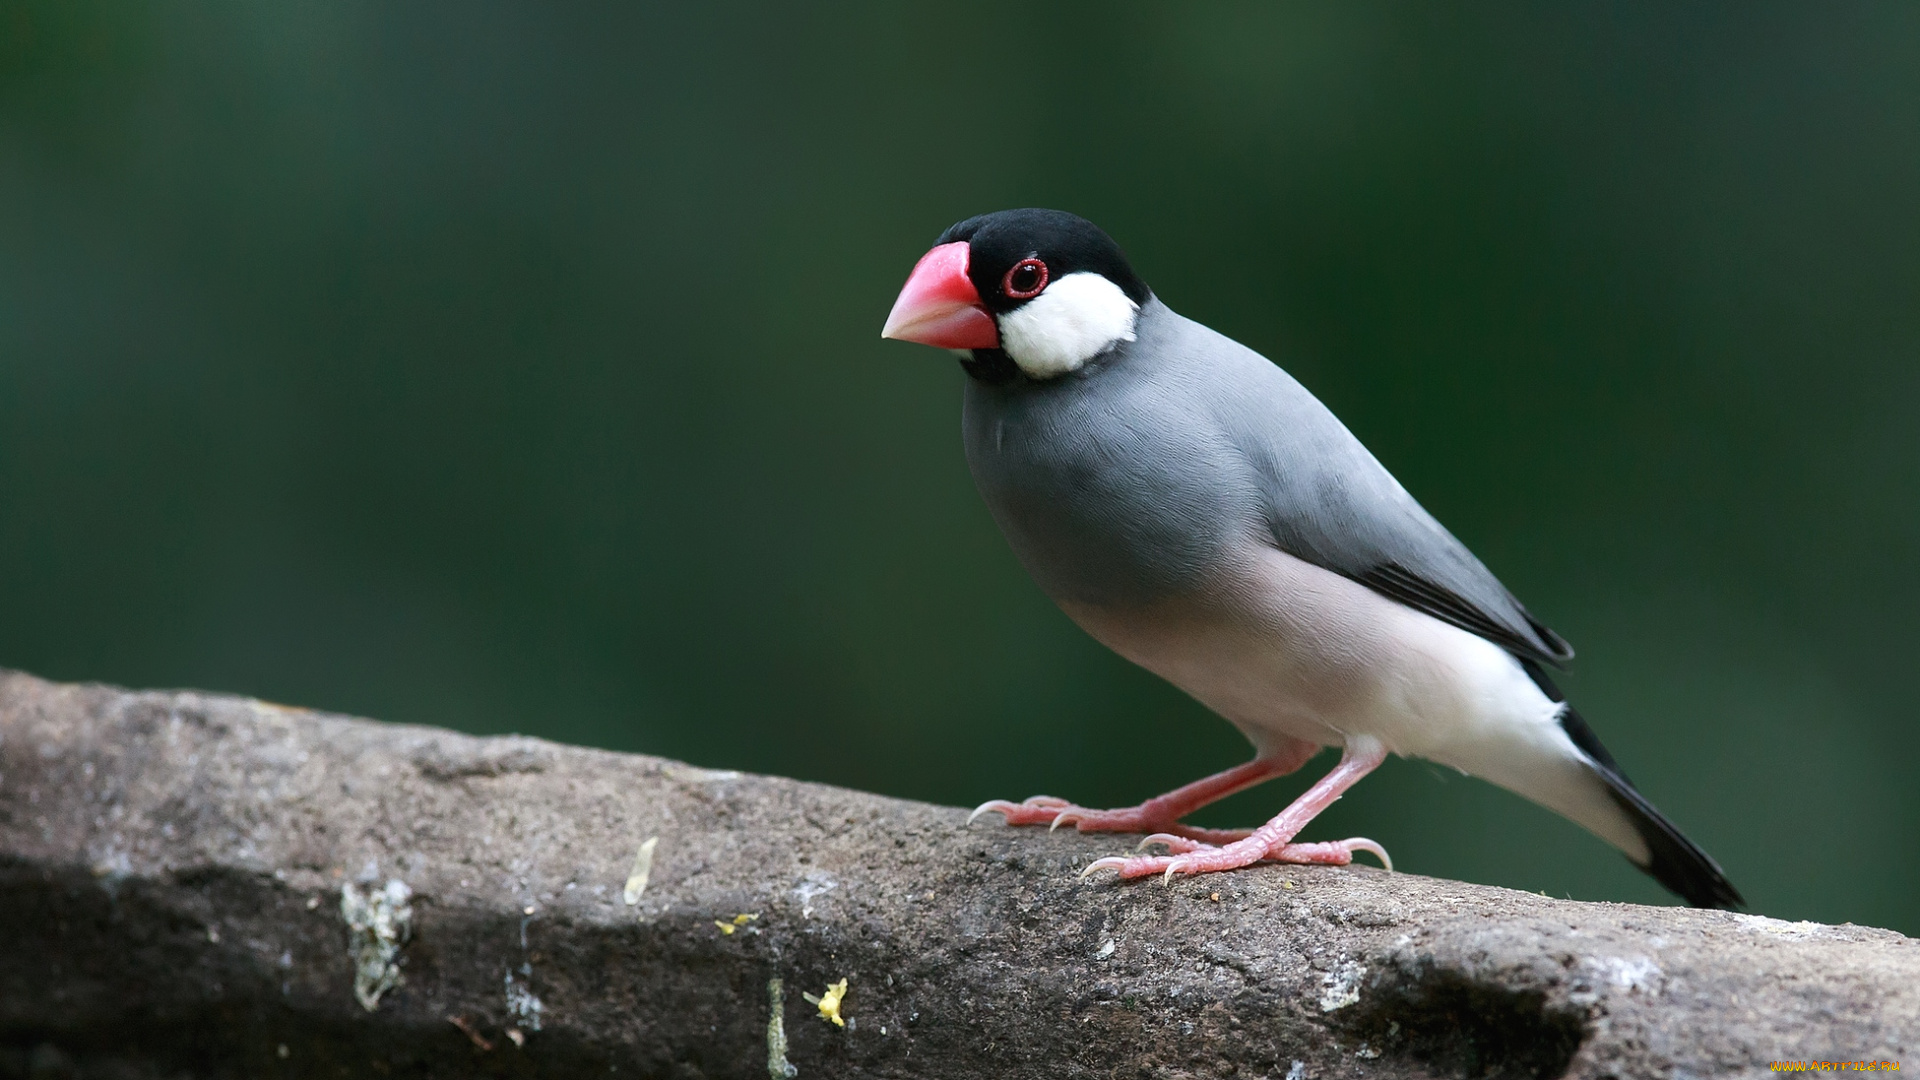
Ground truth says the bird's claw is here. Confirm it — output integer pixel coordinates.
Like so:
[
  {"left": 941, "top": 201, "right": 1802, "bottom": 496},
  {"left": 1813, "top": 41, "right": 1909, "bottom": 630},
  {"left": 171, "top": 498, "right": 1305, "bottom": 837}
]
[
  {"left": 1340, "top": 837, "right": 1393, "bottom": 872},
  {"left": 967, "top": 795, "right": 1071, "bottom": 827},
  {"left": 1135, "top": 832, "right": 1211, "bottom": 854},
  {"left": 966, "top": 799, "right": 1011, "bottom": 826},
  {"left": 1078, "top": 856, "right": 1129, "bottom": 880}
]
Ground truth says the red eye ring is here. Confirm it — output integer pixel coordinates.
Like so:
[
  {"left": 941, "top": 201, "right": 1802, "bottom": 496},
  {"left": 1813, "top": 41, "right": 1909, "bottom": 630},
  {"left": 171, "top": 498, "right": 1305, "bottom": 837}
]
[{"left": 1001, "top": 257, "right": 1049, "bottom": 299}]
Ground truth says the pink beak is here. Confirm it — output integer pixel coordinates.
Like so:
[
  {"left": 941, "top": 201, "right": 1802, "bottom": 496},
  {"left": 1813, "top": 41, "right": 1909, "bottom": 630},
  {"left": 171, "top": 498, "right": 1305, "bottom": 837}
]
[{"left": 880, "top": 241, "right": 1000, "bottom": 350}]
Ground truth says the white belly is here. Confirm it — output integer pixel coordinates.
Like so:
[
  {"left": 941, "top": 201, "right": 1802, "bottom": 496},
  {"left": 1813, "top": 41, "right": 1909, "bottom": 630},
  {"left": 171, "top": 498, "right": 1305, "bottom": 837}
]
[{"left": 1059, "top": 542, "right": 1647, "bottom": 860}]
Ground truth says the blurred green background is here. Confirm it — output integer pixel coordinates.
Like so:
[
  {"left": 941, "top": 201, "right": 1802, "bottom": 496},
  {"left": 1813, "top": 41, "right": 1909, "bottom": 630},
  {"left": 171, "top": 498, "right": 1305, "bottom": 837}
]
[{"left": 2, "top": 2, "right": 1915, "bottom": 932}]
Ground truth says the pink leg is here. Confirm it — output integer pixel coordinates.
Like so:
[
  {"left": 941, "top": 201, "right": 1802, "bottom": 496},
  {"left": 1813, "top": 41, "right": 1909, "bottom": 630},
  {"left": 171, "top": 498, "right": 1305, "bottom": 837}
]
[
  {"left": 968, "top": 737, "right": 1320, "bottom": 845},
  {"left": 1083, "top": 738, "right": 1392, "bottom": 880}
]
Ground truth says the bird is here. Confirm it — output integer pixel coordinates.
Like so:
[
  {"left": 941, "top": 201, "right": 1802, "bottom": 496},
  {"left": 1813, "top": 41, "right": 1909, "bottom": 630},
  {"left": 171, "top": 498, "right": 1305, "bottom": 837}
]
[{"left": 878, "top": 207, "right": 1742, "bottom": 908}]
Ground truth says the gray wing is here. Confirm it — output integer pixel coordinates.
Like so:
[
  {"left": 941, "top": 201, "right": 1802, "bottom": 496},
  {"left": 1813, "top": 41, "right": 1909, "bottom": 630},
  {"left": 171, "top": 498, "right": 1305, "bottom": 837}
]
[{"left": 1198, "top": 328, "right": 1573, "bottom": 667}]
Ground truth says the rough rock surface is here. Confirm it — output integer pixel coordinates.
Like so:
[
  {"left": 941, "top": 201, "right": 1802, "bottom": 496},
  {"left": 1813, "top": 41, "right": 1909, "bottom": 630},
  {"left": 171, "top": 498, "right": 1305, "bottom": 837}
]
[{"left": 0, "top": 669, "right": 1911, "bottom": 1079}]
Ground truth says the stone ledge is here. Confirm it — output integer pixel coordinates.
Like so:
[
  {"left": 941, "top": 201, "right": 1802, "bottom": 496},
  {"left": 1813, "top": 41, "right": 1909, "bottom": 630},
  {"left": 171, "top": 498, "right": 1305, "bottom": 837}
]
[{"left": 0, "top": 669, "right": 1911, "bottom": 1079}]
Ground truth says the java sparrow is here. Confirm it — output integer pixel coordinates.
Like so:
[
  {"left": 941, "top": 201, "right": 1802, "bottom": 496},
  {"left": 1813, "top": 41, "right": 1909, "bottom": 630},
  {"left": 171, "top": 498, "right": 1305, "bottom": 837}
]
[{"left": 880, "top": 208, "right": 1741, "bottom": 908}]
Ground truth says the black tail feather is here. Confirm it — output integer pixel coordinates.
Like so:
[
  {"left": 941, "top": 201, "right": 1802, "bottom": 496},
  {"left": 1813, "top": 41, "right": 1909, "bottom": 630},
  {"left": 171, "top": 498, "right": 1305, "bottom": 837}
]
[
  {"left": 1588, "top": 747, "right": 1745, "bottom": 910},
  {"left": 1522, "top": 661, "right": 1745, "bottom": 910}
]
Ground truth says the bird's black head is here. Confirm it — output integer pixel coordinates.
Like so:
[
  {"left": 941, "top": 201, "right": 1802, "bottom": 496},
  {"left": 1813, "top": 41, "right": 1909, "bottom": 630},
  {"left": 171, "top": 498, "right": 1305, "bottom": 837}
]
[
  {"left": 936, "top": 209, "right": 1150, "bottom": 314},
  {"left": 882, "top": 209, "right": 1151, "bottom": 383}
]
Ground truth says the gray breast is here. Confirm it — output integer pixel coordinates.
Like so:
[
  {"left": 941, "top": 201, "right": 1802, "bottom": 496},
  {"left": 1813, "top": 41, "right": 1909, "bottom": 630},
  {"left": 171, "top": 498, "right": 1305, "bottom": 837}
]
[{"left": 961, "top": 303, "right": 1267, "bottom": 609}]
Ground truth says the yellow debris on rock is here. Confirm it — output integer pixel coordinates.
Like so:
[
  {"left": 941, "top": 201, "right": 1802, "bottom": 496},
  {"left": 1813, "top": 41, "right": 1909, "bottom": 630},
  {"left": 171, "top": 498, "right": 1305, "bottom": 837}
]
[{"left": 802, "top": 978, "right": 849, "bottom": 1027}]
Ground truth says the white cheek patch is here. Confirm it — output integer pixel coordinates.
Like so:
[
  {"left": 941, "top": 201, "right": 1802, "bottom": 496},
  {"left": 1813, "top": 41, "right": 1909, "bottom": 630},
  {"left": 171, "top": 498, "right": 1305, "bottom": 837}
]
[{"left": 997, "top": 272, "right": 1140, "bottom": 379}]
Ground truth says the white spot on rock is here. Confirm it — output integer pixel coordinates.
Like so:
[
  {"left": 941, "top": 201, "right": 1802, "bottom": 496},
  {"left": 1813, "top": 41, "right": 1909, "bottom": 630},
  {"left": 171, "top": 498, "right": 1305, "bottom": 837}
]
[
  {"left": 669, "top": 766, "right": 740, "bottom": 784},
  {"left": 90, "top": 850, "right": 132, "bottom": 897},
  {"left": 1598, "top": 954, "right": 1663, "bottom": 993},
  {"left": 1318, "top": 958, "right": 1365, "bottom": 1012},
  {"left": 790, "top": 871, "right": 838, "bottom": 919},
  {"left": 1729, "top": 913, "right": 1832, "bottom": 940},
  {"left": 340, "top": 879, "right": 413, "bottom": 1011},
  {"left": 505, "top": 971, "right": 544, "bottom": 1032},
  {"left": 1570, "top": 952, "right": 1665, "bottom": 1006}
]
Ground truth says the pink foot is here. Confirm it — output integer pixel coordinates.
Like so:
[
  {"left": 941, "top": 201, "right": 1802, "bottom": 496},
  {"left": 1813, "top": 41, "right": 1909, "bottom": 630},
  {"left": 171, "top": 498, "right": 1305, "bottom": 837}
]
[
  {"left": 1081, "top": 739, "right": 1395, "bottom": 882},
  {"left": 1086, "top": 836, "right": 1392, "bottom": 880},
  {"left": 968, "top": 797, "right": 1254, "bottom": 844},
  {"left": 966, "top": 749, "right": 1319, "bottom": 847}
]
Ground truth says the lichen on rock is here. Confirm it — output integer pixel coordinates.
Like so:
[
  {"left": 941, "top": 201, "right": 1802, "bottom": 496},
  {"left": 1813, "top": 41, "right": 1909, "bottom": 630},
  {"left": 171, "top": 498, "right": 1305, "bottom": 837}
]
[{"left": 339, "top": 878, "right": 413, "bottom": 1011}]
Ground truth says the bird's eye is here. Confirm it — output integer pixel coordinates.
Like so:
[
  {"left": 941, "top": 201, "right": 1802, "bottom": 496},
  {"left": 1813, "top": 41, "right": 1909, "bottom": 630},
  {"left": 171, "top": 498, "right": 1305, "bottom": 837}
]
[{"left": 1001, "top": 257, "right": 1049, "bottom": 300}]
